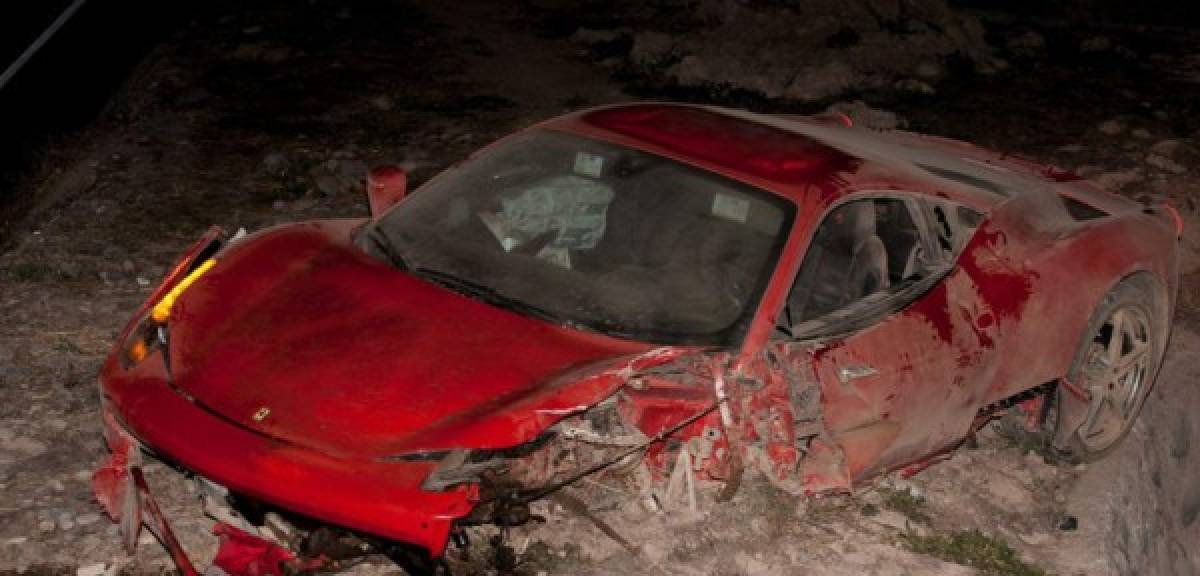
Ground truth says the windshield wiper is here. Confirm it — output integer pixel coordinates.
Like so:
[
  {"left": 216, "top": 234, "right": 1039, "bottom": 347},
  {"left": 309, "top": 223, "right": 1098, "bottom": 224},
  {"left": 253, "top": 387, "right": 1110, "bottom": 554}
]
[
  {"left": 364, "top": 225, "right": 413, "bottom": 271},
  {"left": 415, "top": 267, "right": 561, "bottom": 323}
]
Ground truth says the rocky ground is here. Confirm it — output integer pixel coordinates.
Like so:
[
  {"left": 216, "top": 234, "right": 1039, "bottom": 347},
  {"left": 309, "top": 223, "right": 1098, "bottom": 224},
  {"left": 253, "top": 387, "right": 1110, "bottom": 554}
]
[{"left": 1, "top": 1, "right": 1198, "bottom": 574}]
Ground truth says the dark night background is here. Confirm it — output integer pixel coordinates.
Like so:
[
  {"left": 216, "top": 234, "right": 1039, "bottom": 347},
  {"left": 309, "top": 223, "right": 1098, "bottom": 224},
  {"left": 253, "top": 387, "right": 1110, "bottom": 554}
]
[
  {"left": 4, "top": 0, "right": 1199, "bottom": 217},
  {"left": 1, "top": 1, "right": 188, "bottom": 216}
]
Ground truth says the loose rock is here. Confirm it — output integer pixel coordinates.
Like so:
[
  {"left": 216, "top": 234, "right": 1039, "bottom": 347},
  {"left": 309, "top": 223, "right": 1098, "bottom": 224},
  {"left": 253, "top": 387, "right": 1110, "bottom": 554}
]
[
  {"left": 370, "top": 95, "right": 394, "bottom": 111},
  {"left": 571, "top": 28, "right": 624, "bottom": 46},
  {"left": 871, "top": 509, "right": 914, "bottom": 532},
  {"left": 1080, "top": 36, "right": 1112, "bottom": 53},
  {"left": 1098, "top": 119, "right": 1124, "bottom": 136},
  {"left": 895, "top": 78, "right": 936, "bottom": 95},
  {"left": 1018, "top": 531, "right": 1052, "bottom": 546},
  {"left": 76, "top": 563, "right": 107, "bottom": 576},
  {"left": 914, "top": 60, "right": 943, "bottom": 80},
  {"left": 262, "top": 152, "right": 290, "bottom": 177},
  {"left": 1146, "top": 154, "right": 1186, "bottom": 174},
  {"left": 628, "top": 32, "right": 674, "bottom": 68},
  {"left": 6, "top": 436, "right": 47, "bottom": 457},
  {"left": 1150, "top": 139, "right": 1182, "bottom": 158},
  {"left": 1092, "top": 170, "right": 1142, "bottom": 192},
  {"left": 982, "top": 473, "right": 1032, "bottom": 510},
  {"left": 1006, "top": 29, "right": 1046, "bottom": 56},
  {"left": 313, "top": 173, "right": 341, "bottom": 197}
]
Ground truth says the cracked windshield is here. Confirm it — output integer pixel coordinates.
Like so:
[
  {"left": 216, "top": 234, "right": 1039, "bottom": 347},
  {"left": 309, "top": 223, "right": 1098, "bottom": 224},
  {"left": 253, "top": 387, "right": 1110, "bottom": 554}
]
[{"left": 364, "top": 130, "right": 794, "bottom": 344}]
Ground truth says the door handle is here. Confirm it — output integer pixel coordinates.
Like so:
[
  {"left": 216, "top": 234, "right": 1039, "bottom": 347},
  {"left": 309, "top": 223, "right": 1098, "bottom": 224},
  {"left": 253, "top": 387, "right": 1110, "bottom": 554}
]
[{"left": 838, "top": 364, "right": 878, "bottom": 384}]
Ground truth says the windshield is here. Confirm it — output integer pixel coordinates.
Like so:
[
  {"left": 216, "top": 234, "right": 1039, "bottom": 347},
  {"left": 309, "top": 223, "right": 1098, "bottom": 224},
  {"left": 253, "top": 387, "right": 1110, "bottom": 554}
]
[{"left": 362, "top": 130, "right": 794, "bottom": 346}]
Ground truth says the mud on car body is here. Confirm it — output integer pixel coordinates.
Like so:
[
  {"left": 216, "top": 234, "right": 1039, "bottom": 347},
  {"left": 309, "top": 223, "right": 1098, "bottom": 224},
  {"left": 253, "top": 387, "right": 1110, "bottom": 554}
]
[{"left": 93, "top": 103, "right": 1181, "bottom": 574}]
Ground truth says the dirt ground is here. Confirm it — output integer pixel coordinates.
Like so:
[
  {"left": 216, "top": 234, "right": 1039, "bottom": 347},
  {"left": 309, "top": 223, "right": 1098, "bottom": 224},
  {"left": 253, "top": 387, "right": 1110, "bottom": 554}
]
[{"left": 1, "top": 1, "right": 1198, "bottom": 575}]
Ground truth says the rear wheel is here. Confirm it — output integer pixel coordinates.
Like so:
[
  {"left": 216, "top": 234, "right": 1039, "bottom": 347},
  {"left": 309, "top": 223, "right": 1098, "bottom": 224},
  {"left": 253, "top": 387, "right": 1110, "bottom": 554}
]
[{"left": 1052, "top": 274, "right": 1166, "bottom": 462}]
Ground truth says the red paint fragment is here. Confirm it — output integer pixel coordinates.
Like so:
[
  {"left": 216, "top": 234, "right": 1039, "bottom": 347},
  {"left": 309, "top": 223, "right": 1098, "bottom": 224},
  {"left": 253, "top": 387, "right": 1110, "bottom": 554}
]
[
  {"left": 91, "top": 412, "right": 137, "bottom": 528},
  {"left": 1059, "top": 377, "right": 1090, "bottom": 403},
  {"left": 1017, "top": 395, "right": 1046, "bottom": 431},
  {"left": 211, "top": 524, "right": 319, "bottom": 576},
  {"left": 92, "top": 448, "right": 130, "bottom": 522}
]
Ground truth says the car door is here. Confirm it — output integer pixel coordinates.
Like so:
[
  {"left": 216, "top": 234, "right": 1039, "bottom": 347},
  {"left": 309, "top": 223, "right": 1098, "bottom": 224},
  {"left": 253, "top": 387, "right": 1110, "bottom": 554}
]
[{"left": 772, "top": 194, "right": 1000, "bottom": 483}]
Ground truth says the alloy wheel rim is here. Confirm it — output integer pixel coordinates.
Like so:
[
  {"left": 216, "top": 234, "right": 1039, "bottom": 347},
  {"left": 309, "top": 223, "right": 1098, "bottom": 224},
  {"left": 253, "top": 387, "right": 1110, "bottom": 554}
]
[{"left": 1077, "top": 305, "right": 1152, "bottom": 451}]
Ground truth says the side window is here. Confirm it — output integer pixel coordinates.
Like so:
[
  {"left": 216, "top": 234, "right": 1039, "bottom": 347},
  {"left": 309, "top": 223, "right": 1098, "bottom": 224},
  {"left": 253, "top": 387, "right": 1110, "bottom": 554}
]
[{"left": 779, "top": 196, "right": 937, "bottom": 336}]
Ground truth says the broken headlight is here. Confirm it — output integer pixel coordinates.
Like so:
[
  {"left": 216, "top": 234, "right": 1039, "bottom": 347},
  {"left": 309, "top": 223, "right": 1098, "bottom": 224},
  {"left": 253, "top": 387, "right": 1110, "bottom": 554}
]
[
  {"left": 120, "top": 229, "right": 222, "bottom": 368},
  {"left": 121, "top": 315, "right": 168, "bottom": 368}
]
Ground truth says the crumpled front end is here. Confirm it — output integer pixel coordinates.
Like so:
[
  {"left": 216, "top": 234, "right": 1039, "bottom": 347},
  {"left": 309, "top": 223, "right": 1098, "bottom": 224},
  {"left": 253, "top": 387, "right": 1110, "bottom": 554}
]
[
  {"left": 90, "top": 219, "right": 674, "bottom": 572},
  {"left": 93, "top": 342, "right": 479, "bottom": 573},
  {"left": 92, "top": 337, "right": 743, "bottom": 574}
]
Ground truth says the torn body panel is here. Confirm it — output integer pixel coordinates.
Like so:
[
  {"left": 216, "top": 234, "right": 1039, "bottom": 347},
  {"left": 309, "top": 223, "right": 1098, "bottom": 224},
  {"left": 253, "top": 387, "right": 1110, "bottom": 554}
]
[
  {"left": 420, "top": 351, "right": 729, "bottom": 499},
  {"left": 92, "top": 409, "right": 142, "bottom": 552},
  {"left": 745, "top": 248, "right": 1000, "bottom": 486}
]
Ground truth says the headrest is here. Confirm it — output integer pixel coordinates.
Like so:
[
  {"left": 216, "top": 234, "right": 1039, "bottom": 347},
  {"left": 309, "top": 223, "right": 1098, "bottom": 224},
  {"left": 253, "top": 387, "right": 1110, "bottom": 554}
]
[{"left": 825, "top": 200, "right": 877, "bottom": 249}]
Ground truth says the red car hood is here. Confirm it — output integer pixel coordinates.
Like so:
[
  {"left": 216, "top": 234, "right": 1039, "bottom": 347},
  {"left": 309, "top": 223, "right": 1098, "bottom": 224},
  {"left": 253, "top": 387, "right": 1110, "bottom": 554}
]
[{"left": 167, "top": 221, "right": 655, "bottom": 460}]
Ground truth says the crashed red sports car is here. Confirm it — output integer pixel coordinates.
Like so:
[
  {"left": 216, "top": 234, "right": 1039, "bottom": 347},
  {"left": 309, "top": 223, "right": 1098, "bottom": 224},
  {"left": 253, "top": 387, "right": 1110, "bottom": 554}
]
[{"left": 93, "top": 103, "right": 1181, "bottom": 573}]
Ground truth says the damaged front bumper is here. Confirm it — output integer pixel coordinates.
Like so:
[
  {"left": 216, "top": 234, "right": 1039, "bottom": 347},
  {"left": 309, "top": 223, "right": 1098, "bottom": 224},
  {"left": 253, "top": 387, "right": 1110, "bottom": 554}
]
[
  {"left": 94, "top": 363, "right": 479, "bottom": 570},
  {"left": 92, "top": 425, "right": 324, "bottom": 576}
]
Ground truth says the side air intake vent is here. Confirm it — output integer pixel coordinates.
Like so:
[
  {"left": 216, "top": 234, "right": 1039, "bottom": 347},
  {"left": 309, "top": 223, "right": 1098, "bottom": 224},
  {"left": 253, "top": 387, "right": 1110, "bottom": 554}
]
[{"left": 1060, "top": 195, "right": 1109, "bottom": 221}]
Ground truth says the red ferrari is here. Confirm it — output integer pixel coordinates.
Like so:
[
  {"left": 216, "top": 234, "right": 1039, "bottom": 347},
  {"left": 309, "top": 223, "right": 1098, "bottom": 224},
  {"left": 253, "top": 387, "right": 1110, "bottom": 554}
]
[{"left": 93, "top": 103, "right": 1181, "bottom": 574}]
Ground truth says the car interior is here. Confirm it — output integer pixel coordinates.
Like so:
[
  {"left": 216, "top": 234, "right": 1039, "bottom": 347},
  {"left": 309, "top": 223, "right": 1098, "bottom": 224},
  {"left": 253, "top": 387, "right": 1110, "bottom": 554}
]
[{"left": 779, "top": 196, "right": 963, "bottom": 337}]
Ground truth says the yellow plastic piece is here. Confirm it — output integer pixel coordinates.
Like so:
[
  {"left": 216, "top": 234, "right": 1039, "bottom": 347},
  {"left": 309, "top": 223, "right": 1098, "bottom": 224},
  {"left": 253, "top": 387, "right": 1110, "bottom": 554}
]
[
  {"left": 151, "top": 258, "right": 217, "bottom": 323},
  {"left": 128, "top": 338, "right": 148, "bottom": 363}
]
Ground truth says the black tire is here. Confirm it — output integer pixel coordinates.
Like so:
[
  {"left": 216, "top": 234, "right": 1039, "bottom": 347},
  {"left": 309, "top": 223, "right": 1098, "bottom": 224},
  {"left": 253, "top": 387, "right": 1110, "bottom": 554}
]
[{"left": 1048, "top": 273, "right": 1168, "bottom": 463}]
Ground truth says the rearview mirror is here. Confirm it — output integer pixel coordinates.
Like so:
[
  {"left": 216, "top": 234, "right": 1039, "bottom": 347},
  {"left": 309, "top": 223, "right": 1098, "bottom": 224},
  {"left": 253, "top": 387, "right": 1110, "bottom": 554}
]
[{"left": 366, "top": 165, "right": 408, "bottom": 218}]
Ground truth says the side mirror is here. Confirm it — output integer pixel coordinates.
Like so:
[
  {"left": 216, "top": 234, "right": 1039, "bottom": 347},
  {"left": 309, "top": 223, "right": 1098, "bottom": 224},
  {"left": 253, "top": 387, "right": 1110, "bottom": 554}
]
[{"left": 366, "top": 165, "right": 408, "bottom": 218}]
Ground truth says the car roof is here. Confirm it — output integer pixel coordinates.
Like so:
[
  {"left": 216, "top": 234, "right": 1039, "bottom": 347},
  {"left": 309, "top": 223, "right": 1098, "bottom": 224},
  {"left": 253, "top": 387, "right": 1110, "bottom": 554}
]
[{"left": 545, "top": 103, "right": 1052, "bottom": 212}]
